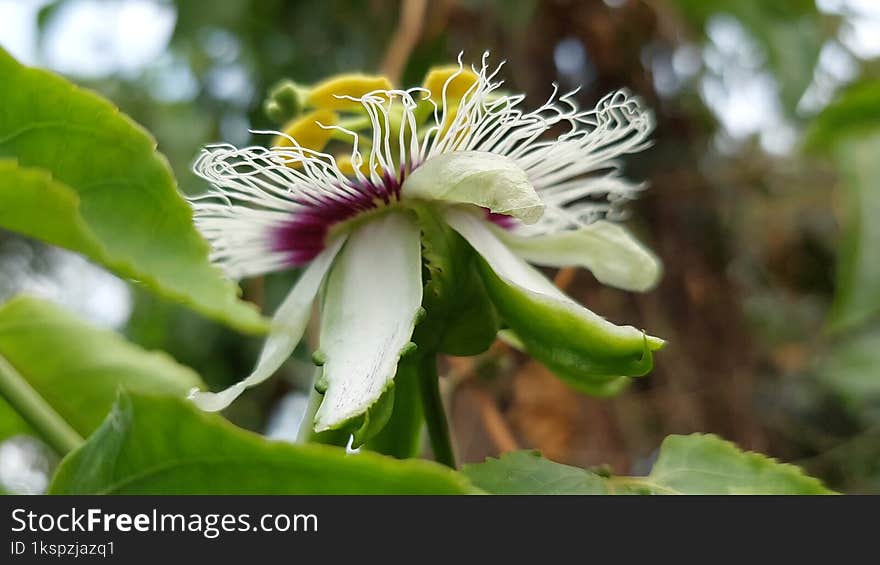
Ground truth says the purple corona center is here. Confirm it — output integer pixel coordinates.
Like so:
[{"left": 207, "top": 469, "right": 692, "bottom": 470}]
[
  {"left": 270, "top": 164, "right": 517, "bottom": 265},
  {"left": 271, "top": 168, "right": 405, "bottom": 265},
  {"left": 484, "top": 210, "right": 519, "bottom": 230}
]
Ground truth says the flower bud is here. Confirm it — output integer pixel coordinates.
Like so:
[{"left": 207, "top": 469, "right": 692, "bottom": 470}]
[{"left": 264, "top": 79, "right": 305, "bottom": 123}]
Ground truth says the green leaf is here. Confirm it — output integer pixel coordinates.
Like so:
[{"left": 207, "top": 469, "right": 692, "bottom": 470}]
[
  {"left": 0, "top": 161, "right": 111, "bottom": 262},
  {"left": 463, "top": 451, "right": 611, "bottom": 494},
  {"left": 463, "top": 434, "right": 833, "bottom": 494},
  {"left": 0, "top": 48, "right": 265, "bottom": 333},
  {"left": 826, "top": 133, "right": 880, "bottom": 332},
  {"left": 50, "top": 392, "right": 477, "bottom": 494},
  {"left": 0, "top": 296, "right": 203, "bottom": 440},
  {"left": 646, "top": 434, "right": 832, "bottom": 494},
  {"left": 669, "top": 0, "right": 824, "bottom": 114}
]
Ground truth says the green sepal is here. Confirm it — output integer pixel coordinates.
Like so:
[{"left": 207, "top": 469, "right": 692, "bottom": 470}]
[
  {"left": 412, "top": 205, "right": 500, "bottom": 356},
  {"left": 476, "top": 256, "right": 659, "bottom": 388},
  {"left": 351, "top": 385, "right": 395, "bottom": 447},
  {"left": 300, "top": 378, "right": 395, "bottom": 449},
  {"left": 365, "top": 355, "right": 424, "bottom": 459}
]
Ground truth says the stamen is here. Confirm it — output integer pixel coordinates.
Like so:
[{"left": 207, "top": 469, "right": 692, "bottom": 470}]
[
  {"left": 192, "top": 138, "right": 392, "bottom": 278},
  {"left": 190, "top": 52, "right": 654, "bottom": 278}
]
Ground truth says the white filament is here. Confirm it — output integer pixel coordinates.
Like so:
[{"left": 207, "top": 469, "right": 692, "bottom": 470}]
[{"left": 190, "top": 51, "right": 655, "bottom": 278}]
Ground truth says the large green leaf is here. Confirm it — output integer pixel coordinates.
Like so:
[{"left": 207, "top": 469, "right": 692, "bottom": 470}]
[
  {"left": 0, "top": 161, "right": 110, "bottom": 262},
  {"left": 50, "top": 392, "right": 477, "bottom": 494},
  {"left": 644, "top": 434, "right": 832, "bottom": 494},
  {"left": 463, "top": 451, "right": 611, "bottom": 494},
  {"left": 0, "top": 48, "right": 265, "bottom": 333},
  {"left": 463, "top": 434, "right": 832, "bottom": 494},
  {"left": 0, "top": 296, "right": 203, "bottom": 442},
  {"left": 826, "top": 133, "right": 880, "bottom": 332},
  {"left": 669, "top": 0, "right": 824, "bottom": 114}
]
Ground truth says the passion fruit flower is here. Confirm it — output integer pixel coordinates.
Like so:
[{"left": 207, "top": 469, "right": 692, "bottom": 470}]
[{"left": 188, "top": 54, "right": 663, "bottom": 437}]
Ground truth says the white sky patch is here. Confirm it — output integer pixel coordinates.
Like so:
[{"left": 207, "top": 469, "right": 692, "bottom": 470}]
[
  {"left": 200, "top": 27, "right": 242, "bottom": 64},
  {"left": 219, "top": 112, "right": 252, "bottom": 147},
  {"left": 699, "top": 15, "right": 796, "bottom": 155},
  {"left": 818, "top": 0, "right": 880, "bottom": 58},
  {"left": 265, "top": 391, "right": 311, "bottom": 442},
  {"left": 148, "top": 53, "right": 200, "bottom": 103},
  {"left": 799, "top": 41, "right": 860, "bottom": 115},
  {"left": 0, "top": 436, "right": 56, "bottom": 495},
  {"left": 672, "top": 44, "right": 702, "bottom": 79},
  {"left": 554, "top": 36, "right": 595, "bottom": 89},
  {"left": 0, "top": 0, "right": 179, "bottom": 79},
  {"left": 643, "top": 42, "right": 701, "bottom": 99},
  {"left": 0, "top": 0, "right": 49, "bottom": 65},
  {"left": 0, "top": 246, "right": 132, "bottom": 330},
  {"left": 206, "top": 63, "right": 254, "bottom": 106},
  {"left": 42, "top": 0, "right": 175, "bottom": 78}
]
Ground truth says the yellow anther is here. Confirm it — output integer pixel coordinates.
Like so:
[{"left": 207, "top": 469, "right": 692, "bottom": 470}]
[
  {"left": 335, "top": 154, "right": 376, "bottom": 177},
  {"left": 307, "top": 74, "right": 393, "bottom": 109},
  {"left": 422, "top": 65, "right": 479, "bottom": 102},
  {"left": 437, "top": 102, "right": 461, "bottom": 138},
  {"left": 272, "top": 109, "right": 338, "bottom": 152}
]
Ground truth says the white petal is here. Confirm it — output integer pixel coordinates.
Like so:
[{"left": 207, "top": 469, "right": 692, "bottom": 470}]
[
  {"left": 446, "top": 209, "right": 572, "bottom": 299},
  {"left": 403, "top": 150, "right": 544, "bottom": 223},
  {"left": 499, "top": 221, "right": 661, "bottom": 292},
  {"left": 444, "top": 207, "right": 662, "bottom": 348},
  {"left": 189, "top": 237, "right": 346, "bottom": 412},
  {"left": 314, "top": 211, "right": 423, "bottom": 432}
]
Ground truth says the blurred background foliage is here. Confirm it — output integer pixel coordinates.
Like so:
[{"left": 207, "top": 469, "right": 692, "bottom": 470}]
[{"left": 1, "top": 0, "right": 880, "bottom": 493}]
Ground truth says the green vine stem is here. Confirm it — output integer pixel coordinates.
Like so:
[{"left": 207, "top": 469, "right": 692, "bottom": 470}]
[
  {"left": 0, "top": 354, "right": 83, "bottom": 455},
  {"left": 418, "top": 353, "right": 456, "bottom": 468}
]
